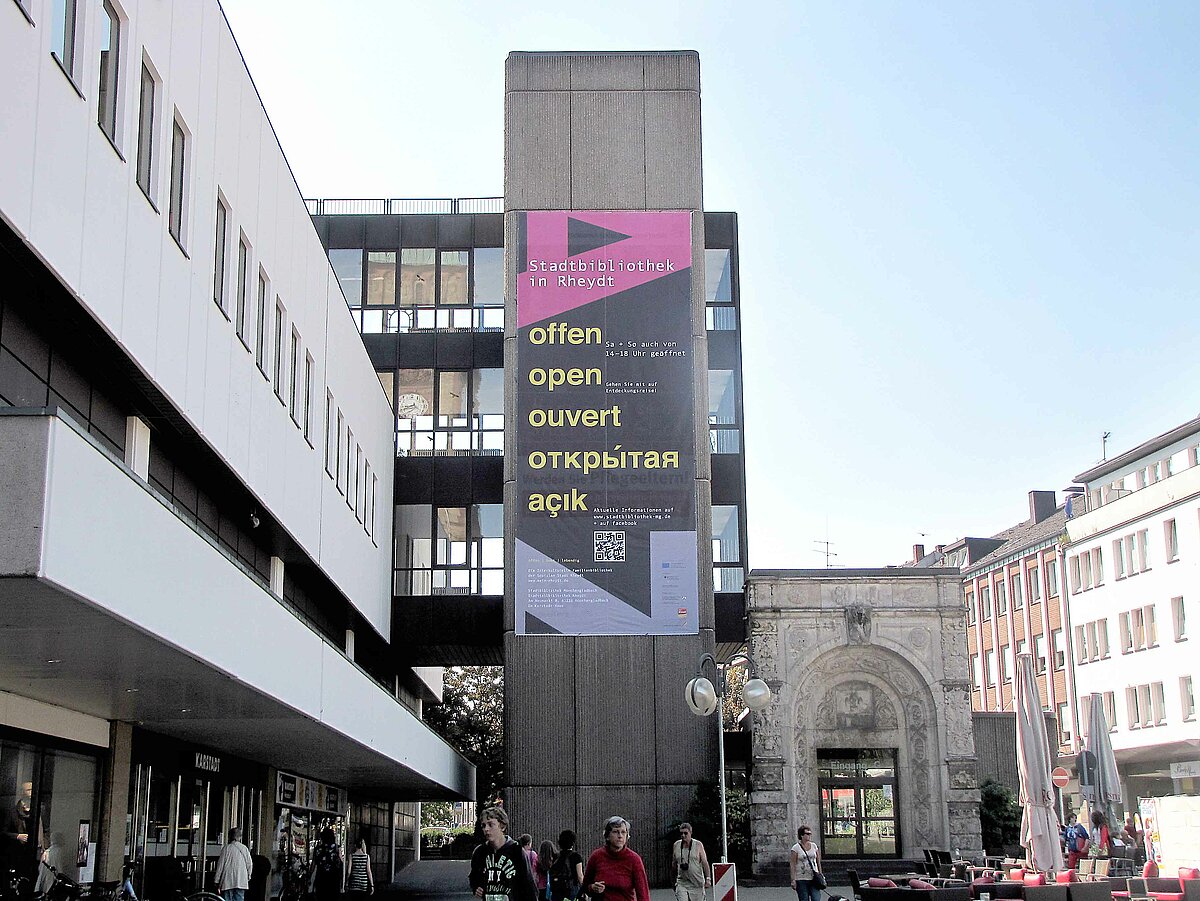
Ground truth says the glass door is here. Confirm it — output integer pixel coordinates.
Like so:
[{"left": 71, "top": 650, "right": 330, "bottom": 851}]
[
  {"left": 175, "top": 777, "right": 211, "bottom": 892},
  {"left": 817, "top": 749, "right": 899, "bottom": 858}
]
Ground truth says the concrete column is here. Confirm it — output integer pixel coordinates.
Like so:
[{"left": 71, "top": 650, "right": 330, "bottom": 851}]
[
  {"left": 124, "top": 417, "right": 150, "bottom": 479},
  {"left": 503, "top": 51, "right": 715, "bottom": 887},
  {"left": 96, "top": 721, "right": 133, "bottom": 882}
]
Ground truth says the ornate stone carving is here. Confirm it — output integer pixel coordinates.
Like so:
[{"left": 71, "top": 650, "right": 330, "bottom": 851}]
[
  {"left": 909, "top": 626, "right": 930, "bottom": 649},
  {"left": 846, "top": 604, "right": 872, "bottom": 644}
]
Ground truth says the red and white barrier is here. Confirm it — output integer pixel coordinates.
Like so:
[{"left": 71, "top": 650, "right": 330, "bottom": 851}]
[{"left": 712, "top": 862, "right": 737, "bottom": 901}]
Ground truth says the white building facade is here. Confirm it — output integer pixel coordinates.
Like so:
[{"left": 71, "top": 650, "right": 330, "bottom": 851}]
[
  {"left": 1065, "top": 417, "right": 1200, "bottom": 804},
  {"left": 0, "top": 0, "right": 470, "bottom": 893}
]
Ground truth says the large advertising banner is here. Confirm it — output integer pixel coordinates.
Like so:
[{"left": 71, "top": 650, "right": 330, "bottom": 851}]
[{"left": 515, "top": 210, "right": 698, "bottom": 635}]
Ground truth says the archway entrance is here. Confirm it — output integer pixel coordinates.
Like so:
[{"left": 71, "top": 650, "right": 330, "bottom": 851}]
[{"left": 817, "top": 749, "right": 900, "bottom": 858}]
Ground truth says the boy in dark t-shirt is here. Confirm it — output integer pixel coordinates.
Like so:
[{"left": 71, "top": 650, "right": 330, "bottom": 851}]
[{"left": 470, "top": 807, "right": 537, "bottom": 901}]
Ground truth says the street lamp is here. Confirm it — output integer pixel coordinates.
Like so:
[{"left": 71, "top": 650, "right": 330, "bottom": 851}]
[{"left": 684, "top": 652, "right": 771, "bottom": 863}]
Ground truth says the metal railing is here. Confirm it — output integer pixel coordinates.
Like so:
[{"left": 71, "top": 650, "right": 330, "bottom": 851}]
[{"left": 305, "top": 197, "right": 503, "bottom": 216}]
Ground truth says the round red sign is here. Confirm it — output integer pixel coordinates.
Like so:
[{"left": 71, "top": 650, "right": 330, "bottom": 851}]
[{"left": 1052, "top": 766, "right": 1070, "bottom": 788}]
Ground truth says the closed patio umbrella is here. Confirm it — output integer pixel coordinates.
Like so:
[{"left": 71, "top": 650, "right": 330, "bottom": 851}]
[
  {"left": 1083, "top": 692, "right": 1122, "bottom": 826},
  {"left": 1015, "top": 653, "right": 1064, "bottom": 872}
]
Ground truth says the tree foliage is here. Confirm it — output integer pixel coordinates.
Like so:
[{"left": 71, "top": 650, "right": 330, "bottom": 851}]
[
  {"left": 683, "top": 781, "right": 751, "bottom": 867},
  {"left": 421, "top": 801, "right": 455, "bottom": 829},
  {"left": 423, "top": 666, "right": 505, "bottom": 802},
  {"left": 721, "top": 664, "right": 748, "bottom": 729},
  {"left": 978, "top": 779, "right": 1021, "bottom": 853}
]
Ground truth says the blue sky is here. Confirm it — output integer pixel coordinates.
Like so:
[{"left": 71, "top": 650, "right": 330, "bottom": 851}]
[{"left": 221, "top": 0, "right": 1200, "bottom": 568}]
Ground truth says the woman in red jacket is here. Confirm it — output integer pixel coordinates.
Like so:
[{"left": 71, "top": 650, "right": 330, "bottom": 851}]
[{"left": 582, "top": 817, "right": 650, "bottom": 901}]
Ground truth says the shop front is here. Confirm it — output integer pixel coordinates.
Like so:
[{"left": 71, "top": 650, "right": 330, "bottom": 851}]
[
  {"left": 127, "top": 731, "right": 266, "bottom": 900},
  {"left": 0, "top": 724, "right": 107, "bottom": 891},
  {"left": 271, "top": 772, "right": 348, "bottom": 899}
]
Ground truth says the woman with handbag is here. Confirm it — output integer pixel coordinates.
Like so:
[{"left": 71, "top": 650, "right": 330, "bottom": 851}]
[{"left": 789, "top": 826, "right": 824, "bottom": 901}]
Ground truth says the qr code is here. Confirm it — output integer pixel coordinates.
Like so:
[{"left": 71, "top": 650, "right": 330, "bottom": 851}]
[{"left": 594, "top": 531, "right": 626, "bottom": 562}]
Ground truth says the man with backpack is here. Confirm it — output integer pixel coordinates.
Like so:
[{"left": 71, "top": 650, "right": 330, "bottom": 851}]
[
  {"left": 1063, "top": 813, "right": 1090, "bottom": 870},
  {"left": 549, "top": 830, "right": 584, "bottom": 901}
]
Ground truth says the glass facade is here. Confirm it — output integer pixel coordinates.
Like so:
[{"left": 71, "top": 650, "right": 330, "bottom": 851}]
[
  {"left": 0, "top": 732, "right": 102, "bottom": 888},
  {"left": 394, "top": 504, "right": 503, "bottom": 596}
]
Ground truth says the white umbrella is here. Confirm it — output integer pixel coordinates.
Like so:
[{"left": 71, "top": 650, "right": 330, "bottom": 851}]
[
  {"left": 1083, "top": 693, "right": 1122, "bottom": 826},
  {"left": 1015, "top": 653, "right": 1064, "bottom": 872}
]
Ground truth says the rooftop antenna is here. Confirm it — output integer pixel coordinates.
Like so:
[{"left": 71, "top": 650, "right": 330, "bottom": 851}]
[
  {"left": 812, "top": 539, "right": 837, "bottom": 568},
  {"left": 1101, "top": 431, "right": 1112, "bottom": 461}
]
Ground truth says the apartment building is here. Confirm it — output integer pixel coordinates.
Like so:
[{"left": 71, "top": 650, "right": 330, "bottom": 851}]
[{"left": 1065, "top": 416, "right": 1200, "bottom": 803}]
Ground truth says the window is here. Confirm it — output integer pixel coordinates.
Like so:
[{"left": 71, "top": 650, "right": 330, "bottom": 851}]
[
  {"left": 1173, "top": 596, "right": 1187, "bottom": 642},
  {"left": 343, "top": 423, "right": 352, "bottom": 503},
  {"left": 1052, "top": 628, "right": 1065, "bottom": 669},
  {"left": 289, "top": 330, "right": 300, "bottom": 423},
  {"left": 303, "top": 354, "right": 314, "bottom": 444},
  {"left": 1145, "top": 604, "right": 1158, "bottom": 646},
  {"left": 235, "top": 238, "right": 250, "bottom": 342},
  {"left": 136, "top": 61, "right": 156, "bottom": 198},
  {"left": 168, "top": 116, "right": 188, "bottom": 247},
  {"left": 1132, "top": 607, "right": 1146, "bottom": 650},
  {"left": 394, "top": 367, "right": 503, "bottom": 455},
  {"left": 999, "top": 645, "right": 1010, "bottom": 683},
  {"left": 1028, "top": 564, "right": 1041, "bottom": 601},
  {"left": 1046, "top": 559, "right": 1059, "bottom": 597},
  {"left": 51, "top": 0, "right": 79, "bottom": 79},
  {"left": 705, "top": 248, "right": 736, "bottom": 330},
  {"left": 712, "top": 505, "right": 744, "bottom": 592},
  {"left": 983, "top": 649, "right": 995, "bottom": 687},
  {"left": 1085, "top": 622, "right": 1098, "bottom": 663},
  {"left": 1119, "top": 612, "right": 1132, "bottom": 653},
  {"left": 1164, "top": 519, "right": 1179, "bottom": 562},
  {"left": 324, "top": 391, "right": 335, "bottom": 476},
  {"left": 1034, "top": 633, "right": 1047, "bottom": 674},
  {"left": 1113, "top": 538, "right": 1126, "bottom": 578},
  {"left": 393, "top": 504, "right": 504, "bottom": 596},
  {"left": 97, "top": 0, "right": 121, "bottom": 143},
  {"left": 1011, "top": 572, "right": 1024, "bottom": 609},
  {"left": 273, "top": 301, "right": 286, "bottom": 399},
  {"left": 1096, "top": 619, "right": 1109, "bottom": 657},
  {"left": 980, "top": 584, "right": 992, "bottom": 620},
  {"left": 1127, "top": 683, "right": 1163, "bottom": 729},
  {"left": 368, "top": 471, "right": 378, "bottom": 539},
  {"left": 1075, "top": 624, "right": 1089, "bottom": 664},
  {"left": 1070, "top": 554, "right": 1082, "bottom": 593},
  {"left": 329, "top": 249, "right": 364, "bottom": 304},
  {"left": 1091, "top": 547, "right": 1104, "bottom": 586},
  {"left": 335, "top": 409, "right": 345, "bottom": 493},
  {"left": 255, "top": 275, "right": 268, "bottom": 374},
  {"left": 709, "top": 369, "right": 740, "bottom": 453},
  {"left": 1182, "top": 676, "right": 1196, "bottom": 721},
  {"left": 1103, "top": 692, "right": 1117, "bottom": 732},
  {"left": 213, "top": 199, "right": 230, "bottom": 314},
  {"left": 1057, "top": 701, "right": 1071, "bottom": 745},
  {"left": 1137, "top": 529, "right": 1150, "bottom": 571},
  {"left": 969, "top": 655, "right": 979, "bottom": 693},
  {"left": 352, "top": 443, "right": 361, "bottom": 517},
  {"left": 965, "top": 591, "right": 975, "bottom": 625},
  {"left": 996, "top": 579, "right": 1008, "bottom": 616}
]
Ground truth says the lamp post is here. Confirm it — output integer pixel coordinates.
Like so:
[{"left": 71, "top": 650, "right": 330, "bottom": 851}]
[{"left": 684, "top": 652, "right": 772, "bottom": 863}]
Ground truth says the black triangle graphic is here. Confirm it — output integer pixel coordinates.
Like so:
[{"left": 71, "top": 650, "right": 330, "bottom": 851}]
[
  {"left": 524, "top": 611, "right": 562, "bottom": 635},
  {"left": 568, "top": 217, "right": 631, "bottom": 257}
]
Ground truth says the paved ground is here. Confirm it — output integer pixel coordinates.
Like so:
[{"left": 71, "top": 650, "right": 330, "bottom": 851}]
[{"left": 385, "top": 860, "right": 854, "bottom": 901}]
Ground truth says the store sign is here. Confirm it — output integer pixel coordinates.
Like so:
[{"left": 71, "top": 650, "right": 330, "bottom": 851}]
[
  {"left": 514, "top": 210, "right": 698, "bottom": 636},
  {"left": 276, "top": 771, "right": 347, "bottom": 815},
  {"left": 1170, "top": 760, "right": 1200, "bottom": 779},
  {"left": 194, "top": 753, "right": 221, "bottom": 773}
]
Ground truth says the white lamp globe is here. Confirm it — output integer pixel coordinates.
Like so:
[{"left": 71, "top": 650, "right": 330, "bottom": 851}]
[
  {"left": 685, "top": 676, "right": 718, "bottom": 716},
  {"left": 743, "top": 678, "right": 771, "bottom": 710}
]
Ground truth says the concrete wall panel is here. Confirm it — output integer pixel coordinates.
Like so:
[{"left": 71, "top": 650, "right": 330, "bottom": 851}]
[
  {"left": 574, "top": 637, "right": 657, "bottom": 785},
  {"left": 645, "top": 92, "right": 703, "bottom": 210},
  {"left": 653, "top": 634, "right": 718, "bottom": 781},
  {"left": 505, "top": 91, "right": 572, "bottom": 211},
  {"left": 507, "top": 785, "right": 577, "bottom": 842},
  {"left": 0, "top": 416, "right": 49, "bottom": 575},
  {"left": 505, "top": 53, "right": 571, "bottom": 92},
  {"left": 644, "top": 53, "right": 701, "bottom": 92},
  {"left": 505, "top": 633, "right": 579, "bottom": 785},
  {"left": 570, "top": 54, "right": 645, "bottom": 91},
  {"left": 569, "top": 92, "right": 646, "bottom": 210}
]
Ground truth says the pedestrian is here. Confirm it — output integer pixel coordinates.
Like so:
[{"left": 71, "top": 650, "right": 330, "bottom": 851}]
[
  {"left": 469, "top": 807, "right": 537, "bottom": 901},
  {"left": 549, "top": 831, "right": 584, "bottom": 901},
  {"left": 345, "top": 838, "right": 374, "bottom": 900},
  {"left": 519, "top": 835, "right": 537, "bottom": 879},
  {"left": 582, "top": 816, "right": 649, "bottom": 901},
  {"left": 534, "top": 841, "right": 557, "bottom": 900},
  {"left": 1089, "top": 811, "right": 1110, "bottom": 858},
  {"left": 671, "top": 823, "right": 710, "bottom": 901},
  {"left": 214, "top": 827, "right": 253, "bottom": 901},
  {"left": 789, "top": 825, "right": 822, "bottom": 901},
  {"left": 1063, "top": 813, "right": 1089, "bottom": 870},
  {"left": 310, "top": 828, "right": 344, "bottom": 901}
]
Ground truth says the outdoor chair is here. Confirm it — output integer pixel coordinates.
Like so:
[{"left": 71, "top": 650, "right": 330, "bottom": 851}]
[
  {"left": 1080, "top": 861, "right": 1096, "bottom": 877},
  {"left": 1094, "top": 861, "right": 1112, "bottom": 879},
  {"left": 849, "top": 868, "right": 863, "bottom": 901},
  {"left": 1067, "top": 880, "right": 1116, "bottom": 901}
]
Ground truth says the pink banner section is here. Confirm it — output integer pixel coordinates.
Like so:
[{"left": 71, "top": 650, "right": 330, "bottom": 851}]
[{"left": 517, "top": 210, "right": 693, "bottom": 329}]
